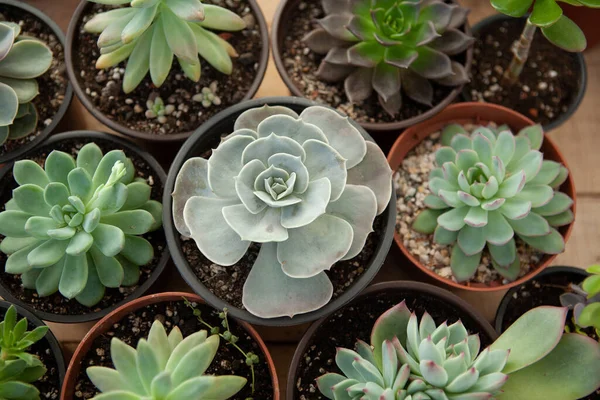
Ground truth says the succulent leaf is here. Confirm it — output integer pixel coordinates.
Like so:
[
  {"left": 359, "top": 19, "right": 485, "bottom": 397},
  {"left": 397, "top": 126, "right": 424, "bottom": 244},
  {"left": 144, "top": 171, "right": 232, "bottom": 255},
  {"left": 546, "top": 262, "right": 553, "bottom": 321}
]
[{"left": 173, "top": 105, "right": 391, "bottom": 318}]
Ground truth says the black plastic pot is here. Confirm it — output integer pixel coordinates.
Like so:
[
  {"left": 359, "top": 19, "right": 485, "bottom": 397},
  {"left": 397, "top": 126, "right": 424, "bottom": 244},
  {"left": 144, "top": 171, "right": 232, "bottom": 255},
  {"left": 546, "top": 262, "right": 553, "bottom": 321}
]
[
  {"left": 0, "top": 131, "right": 170, "bottom": 323},
  {"left": 0, "top": 299, "right": 65, "bottom": 397},
  {"left": 494, "top": 266, "right": 589, "bottom": 334},
  {"left": 464, "top": 14, "right": 587, "bottom": 132},
  {"left": 64, "top": 0, "right": 270, "bottom": 142},
  {"left": 0, "top": 0, "right": 74, "bottom": 164},
  {"left": 163, "top": 96, "right": 396, "bottom": 327},
  {"left": 271, "top": 0, "right": 473, "bottom": 134},
  {"left": 287, "top": 281, "right": 498, "bottom": 400}
]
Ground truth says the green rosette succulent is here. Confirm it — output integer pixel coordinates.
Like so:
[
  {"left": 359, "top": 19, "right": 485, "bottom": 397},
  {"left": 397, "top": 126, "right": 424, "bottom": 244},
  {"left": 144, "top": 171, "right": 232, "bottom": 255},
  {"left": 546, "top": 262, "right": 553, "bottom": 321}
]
[
  {"left": 412, "top": 124, "right": 574, "bottom": 282},
  {"left": 87, "top": 319, "right": 246, "bottom": 400},
  {"left": 84, "top": 0, "right": 246, "bottom": 93},
  {"left": 0, "top": 22, "right": 53, "bottom": 146},
  {"left": 0, "top": 305, "right": 48, "bottom": 400},
  {"left": 0, "top": 143, "right": 163, "bottom": 306},
  {"left": 172, "top": 105, "right": 392, "bottom": 319},
  {"left": 318, "top": 302, "right": 600, "bottom": 400},
  {"left": 304, "top": 0, "right": 473, "bottom": 116},
  {"left": 560, "top": 264, "right": 600, "bottom": 335}
]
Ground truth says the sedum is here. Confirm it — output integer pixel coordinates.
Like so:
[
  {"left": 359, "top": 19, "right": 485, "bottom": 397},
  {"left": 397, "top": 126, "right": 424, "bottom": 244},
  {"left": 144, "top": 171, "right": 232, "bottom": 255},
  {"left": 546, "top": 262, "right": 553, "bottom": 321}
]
[
  {"left": 84, "top": 0, "right": 246, "bottom": 93},
  {"left": 0, "top": 22, "right": 53, "bottom": 146},
  {"left": 412, "top": 124, "right": 573, "bottom": 282},
  {"left": 318, "top": 301, "right": 600, "bottom": 400},
  {"left": 560, "top": 264, "right": 600, "bottom": 335},
  {"left": 0, "top": 305, "right": 48, "bottom": 400},
  {"left": 304, "top": 0, "right": 473, "bottom": 116},
  {"left": 87, "top": 319, "right": 246, "bottom": 400},
  {"left": 0, "top": 144, "right": 162, "bottom": 306},
  {"left": 173, "top": 105, "right": 392, "bottom": 319}
]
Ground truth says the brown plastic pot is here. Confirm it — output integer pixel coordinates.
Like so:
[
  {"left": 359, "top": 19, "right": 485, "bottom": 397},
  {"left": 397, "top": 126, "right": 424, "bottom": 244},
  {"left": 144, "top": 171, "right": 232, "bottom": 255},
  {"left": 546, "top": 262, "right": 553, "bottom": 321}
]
[
  {"left": 271, "top": 0, "right": 473, "bottom": 133},
  {"left": 387, "top": 102, "right": 576, "bottom": 292},
  {"left": 61, "top": 292, "right": 280, "bottom": 400},
  {"left": 287, "top": 281, "right": 497, "bottom": 400},
  {"left": 65, "top": 0, "right": 269, "bottom": 142}
]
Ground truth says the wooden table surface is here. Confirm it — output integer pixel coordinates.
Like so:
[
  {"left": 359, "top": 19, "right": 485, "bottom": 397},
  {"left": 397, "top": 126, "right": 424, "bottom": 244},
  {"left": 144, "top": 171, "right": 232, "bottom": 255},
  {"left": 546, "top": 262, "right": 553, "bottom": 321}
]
[{"left": 10, "top": 0, "right": 600, "bottom": 397}]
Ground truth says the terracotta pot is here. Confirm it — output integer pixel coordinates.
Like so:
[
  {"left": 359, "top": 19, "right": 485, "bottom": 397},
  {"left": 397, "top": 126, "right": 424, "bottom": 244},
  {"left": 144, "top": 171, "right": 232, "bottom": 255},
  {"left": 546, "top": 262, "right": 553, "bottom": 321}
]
[
  {"left": 387, "top": 102, "right": 576, "bottom": 292},
  {"left": 564, "top": 4, "right": 600, "bottom": 50},
  {"left": 287, "top": 281, "right": 497, "bottom": 400},
  {"left": 0, "top": 0, "right": 74, "bottom": 164},
  {"left": 64, "top": 0, "right": 269, "bottom": 142},
  {"left": 271, "top": 0, "right": 473, "bottom": 133},
  {"left": 61, "top": 292, "right": 280, "bottom": 400}
]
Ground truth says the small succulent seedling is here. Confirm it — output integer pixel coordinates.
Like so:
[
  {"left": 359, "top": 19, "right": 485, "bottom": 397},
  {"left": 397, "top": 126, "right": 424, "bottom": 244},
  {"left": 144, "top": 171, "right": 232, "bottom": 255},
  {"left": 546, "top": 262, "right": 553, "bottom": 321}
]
[
  {"left": 173, "top": 104, "right": 392, "bottom": 318},
  {"left": 491, "top": 0, "right": 597, "bottom": 83},
  {"left": 413, "top": 124, "right": 573, "bottom": 282},
  {"left": 304, "top": 0, "right": 473, "bottom": 116},
  {"left": 0, "top": 305, "right": 48, "bottom": 400},
  {"left": 145, "top": 95, "right": 175, "bottom": 123},
  {"left": 0, "top": 22, "right": 53, "bottom": 146},
  {"left": 0, "top": 143, "right": 163, "bottom": 306},
  {"left": 318, "top": 302, "right": 600, "bottom": 400},
  {"left": 192, "top": 82, "right": 221, "bottom": 108},
  {"left": 87, "top": 319, "right": 247, "bottom": 400},
  {"left": 84, "top": 0, "right": 246, "bottom": 93},
  {"left": 561, "top": 264, "right": 600, "bottom": 336}
]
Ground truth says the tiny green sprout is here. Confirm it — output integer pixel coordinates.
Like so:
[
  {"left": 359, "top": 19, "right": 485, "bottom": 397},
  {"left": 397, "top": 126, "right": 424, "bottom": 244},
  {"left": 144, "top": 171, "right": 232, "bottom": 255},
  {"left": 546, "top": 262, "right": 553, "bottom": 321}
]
[
  {"left": 192, "top": 82, "right": 221, "bottom": 108},
  {"left": 183, "top": 298, "right": 258, "bottom": 395},
  {"left": 0, "top": 305, "right": 48, "bottom": 400},
  {"left": 490, "top": 0, "right": 597, "bottom": 83},
  {"left": 145, "top": 95, "right": 175, "bottom": 124}
]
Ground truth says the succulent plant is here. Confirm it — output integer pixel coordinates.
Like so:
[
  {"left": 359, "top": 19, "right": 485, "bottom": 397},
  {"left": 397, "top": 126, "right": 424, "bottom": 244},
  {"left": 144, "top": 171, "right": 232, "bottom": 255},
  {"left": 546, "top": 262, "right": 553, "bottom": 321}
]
[
  {"left": 318, "top": 301, "right": 600, "bottom": 400},
  {"left": 0, "top": 144, "right": 163, "bottom": 306},
  {"left": 84, "top": 0, "right": 246, "bottom": 93},
  {"left": 560, "top": 264, "right": 600, "bottom": 334},
  {"left": 412, "top": 124, "right": 573, "bottom": 282},
  {"left": 87, "top": 319, "right": 247, "bottom": 400},
  {"left": 0, "top": 305, "right": 48, "bottom": 400},
  {"left": 192, "top": 82, "right": 221, "bottom": 108},
  {"left": 145, "top": 95, "right": 175, "bottom": 123},
  {"left": 173, "top": 104, "right": 392, "bottom": 319},
  {"left": 303, "top": 0, "right": 474, "bottom": 116},
  {"left": 0, "top": 22, "right": 53, "bottom": 146},
  {"left": 490, "top": 0, "right": 594, "bottom": 82}
]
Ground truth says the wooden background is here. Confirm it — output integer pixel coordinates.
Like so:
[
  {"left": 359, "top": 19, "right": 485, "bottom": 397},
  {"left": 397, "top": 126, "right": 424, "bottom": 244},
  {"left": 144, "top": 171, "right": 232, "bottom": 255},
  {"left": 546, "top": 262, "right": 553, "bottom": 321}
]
[{"left": 9, "top": 0, "right": 600, "bottom": 396}]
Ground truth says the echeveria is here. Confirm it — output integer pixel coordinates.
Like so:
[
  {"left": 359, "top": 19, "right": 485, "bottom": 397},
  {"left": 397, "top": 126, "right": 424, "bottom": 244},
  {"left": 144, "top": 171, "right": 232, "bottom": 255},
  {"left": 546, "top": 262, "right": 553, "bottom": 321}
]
[
  {"left": 318, "top": 302, "right": 600, "bottom": 400},
  {"left": 84, "top": 0, "right": 246, "bottom": 93},
  {"left": 413, "top": 124, "right": 573, "bottom": 282},
  {"left": 304, "top": 0, "right": 473, "bottom": 116},
  {"left": 173, "top": 105, "right": 392, "bottom": 318},
  {"left": 0, "top": 143, "right": 163, "bottom": 306},
  {"left": 87, "top": 319, "right": 246, "bottom": 400},
  {"left": 0, "top": 22, "right": 53, "bottom": 145}
]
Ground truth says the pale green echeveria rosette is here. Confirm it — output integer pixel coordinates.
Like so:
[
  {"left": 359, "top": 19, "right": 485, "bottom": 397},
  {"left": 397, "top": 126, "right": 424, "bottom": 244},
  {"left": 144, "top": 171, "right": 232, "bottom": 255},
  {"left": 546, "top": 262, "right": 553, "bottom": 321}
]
[
  {"left": 413, "top": 124, "right": 573, "bottom": 282},
  {"left": 0, "top": 22, "right": 53, "bottom": 146},
  {"left": 84, "top": 0, "right": 246, "bottom": 93},
  {"left": 0, "top": 143, "right": 163, "bottom": 307},
  {"left": 172, "top": 105, "right": 393, "bottom": 319},
  {"left": 87, "top": 319, "right": 247, "bottom": 400},
  {"left": 317, "top": 301, "right": 510, "bottom": 400}
]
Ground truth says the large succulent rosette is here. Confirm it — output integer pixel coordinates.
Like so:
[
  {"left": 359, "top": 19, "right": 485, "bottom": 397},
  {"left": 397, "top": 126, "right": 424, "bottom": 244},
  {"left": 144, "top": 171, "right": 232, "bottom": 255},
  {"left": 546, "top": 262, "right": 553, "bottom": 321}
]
[{"left": 172, "top": 105, "right": 392, "bottom": 318}]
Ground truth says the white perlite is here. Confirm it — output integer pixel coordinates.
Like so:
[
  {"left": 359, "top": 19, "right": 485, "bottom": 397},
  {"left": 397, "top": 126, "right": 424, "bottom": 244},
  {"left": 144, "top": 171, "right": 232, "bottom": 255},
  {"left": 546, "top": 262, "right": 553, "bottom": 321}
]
[{"left": 394, "top": 125, "right": 542, "bottom": 285}]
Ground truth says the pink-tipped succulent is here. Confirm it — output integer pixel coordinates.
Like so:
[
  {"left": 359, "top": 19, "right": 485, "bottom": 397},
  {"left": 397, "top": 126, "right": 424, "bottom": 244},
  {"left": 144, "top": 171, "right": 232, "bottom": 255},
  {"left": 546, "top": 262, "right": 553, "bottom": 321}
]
[
  {"left": 304, "top": 0, "right": 474, "bottom": 116},
  {"left": 317, "top": 302, "right": 600, "bottom": 400}
]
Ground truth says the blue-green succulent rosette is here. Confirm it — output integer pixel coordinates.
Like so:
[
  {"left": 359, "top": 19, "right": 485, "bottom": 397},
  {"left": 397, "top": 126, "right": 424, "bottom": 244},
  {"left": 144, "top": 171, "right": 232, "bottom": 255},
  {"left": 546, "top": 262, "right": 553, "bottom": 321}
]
[{"left": 173, "top": 105, "right": 393, "bottom": 319}]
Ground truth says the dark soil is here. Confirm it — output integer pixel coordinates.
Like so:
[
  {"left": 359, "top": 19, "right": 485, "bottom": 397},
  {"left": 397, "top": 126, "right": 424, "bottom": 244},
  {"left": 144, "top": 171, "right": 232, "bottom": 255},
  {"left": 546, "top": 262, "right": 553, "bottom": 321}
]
[
  {"left": 72, "top": 0, "right": 263, "bottom": 136},
  {"left": 0, "top": 138, "right": 167, "bottom": 316},
  {"left": 0, "top": 5, "right": 69, "bottom": 157},
  {"left": 465, "top": 18, "right": 582, "bottom": 127},
  {"left": 292, "top": 289, "right": 495, "bottom": 399},
  {"left": 498, "top": 269, "right": 600, "bottom": 400},
  {"left": 72, "top": 299, "right": 274, "bottom": 399},
  {"left": 280, "top": 0, "right": 467, "bottom": 125},
  {"left": 0, "top": 306, "right": 61, "bottom": 399}
]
